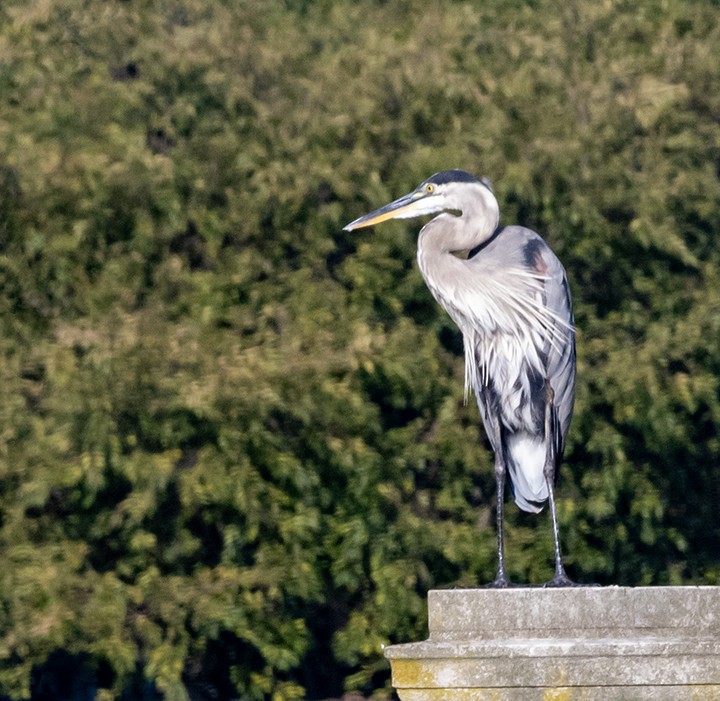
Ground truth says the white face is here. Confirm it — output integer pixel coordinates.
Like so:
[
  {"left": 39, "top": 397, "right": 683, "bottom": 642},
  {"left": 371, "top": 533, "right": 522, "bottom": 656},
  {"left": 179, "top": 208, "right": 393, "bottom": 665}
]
[{"left": 402, "top": 181, "right": 495, "bottom": 220}]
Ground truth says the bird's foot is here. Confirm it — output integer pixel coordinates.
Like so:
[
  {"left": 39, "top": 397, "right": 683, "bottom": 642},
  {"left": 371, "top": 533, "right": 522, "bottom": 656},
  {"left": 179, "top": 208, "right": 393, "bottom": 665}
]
[
  {"left": 483, "top": 572, "right": 514, "bottom": 588},
  {"left": 542, "top": 572, "right": 601, "bottom": 588},
  {"left": 542, "top": 572, "right": 577, "bottom": 588}
]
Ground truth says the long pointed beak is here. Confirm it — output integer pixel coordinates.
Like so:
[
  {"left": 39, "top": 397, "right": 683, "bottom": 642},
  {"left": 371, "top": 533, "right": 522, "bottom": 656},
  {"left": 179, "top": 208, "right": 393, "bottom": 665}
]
[{"left": 343, "top": 191, "right": 426, "bottom": 231}]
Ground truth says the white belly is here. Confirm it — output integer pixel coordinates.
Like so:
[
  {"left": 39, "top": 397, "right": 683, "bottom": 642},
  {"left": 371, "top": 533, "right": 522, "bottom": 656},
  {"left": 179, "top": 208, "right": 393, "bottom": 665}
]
[
  {"left": 471, "top": 331, "right": 550, "bottom": 514},
  {"left": 472, "top": 330, "right": 545, "bottom": 433}
]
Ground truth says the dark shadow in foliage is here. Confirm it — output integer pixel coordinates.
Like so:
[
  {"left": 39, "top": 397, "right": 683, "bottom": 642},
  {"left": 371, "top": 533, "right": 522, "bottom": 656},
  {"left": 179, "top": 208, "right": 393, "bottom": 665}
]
[
  {"left": 185, "top": 509, "right": 226, "bottom": 569},
  {"left": 437, "top": 323, "right": 463, "bottom": 357},
  {"left": 144, "top": 475, "right": 233, "bottom": 576},
  {"left": 314, "top": 180, "right": 338, "bottom": 206},
  {"left": 118, "top": 666, "right": 163, "bottom": 701},
  {"left": 23, "top": 462, "right": 133, "bottom": 560},
  {"left": 401, "top": 289, "right": 441, "bottom": 330},
  {"left": 77, "top": 465, "right": 133, "bottom": 574},
  {"left": 326, "top": 228, "right": 358, "bottom": 279},
  {"left": 182, "top": 632, "right": 264, "bottom": 701},
  {"left": 24, "top": 487, "right": 70, "bottom": 525},
  {"left": 116, "top": 406, "right": 217, "bottom": 455},
  {"left": 169, "top": 220, "right": 210, "bottom": 271},
  {"left": 0, "top": 164, "right": 21, "bottom": 248},
  {"left": 295, "top": 599, "right": 354, "bottom": 700},
  {"left": 146, "top": 128, "right": 175, "bottom": 155},
  {"left": 83, "top": 194, "right": 137, "bottom": 280},
  {"left": 146, "top": 478, "right": 183, "bottom": 564},
  {"left": 186, "top": 505, "right": 259, "bottom": 571},
  {"left": 111, "top": 62, "right": 140, "bottom": 81},
  {"left": 30, "top": 650, "right": 101, "bottom": 701},
  {"left": 357, "top": 365, "right": 423, "bottom": 430}
]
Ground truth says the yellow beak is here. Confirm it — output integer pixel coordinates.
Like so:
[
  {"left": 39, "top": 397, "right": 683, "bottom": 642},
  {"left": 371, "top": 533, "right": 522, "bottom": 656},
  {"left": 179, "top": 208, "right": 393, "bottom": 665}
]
[{"left": 343, "top": 191, "right": 429, "bottom": 231}]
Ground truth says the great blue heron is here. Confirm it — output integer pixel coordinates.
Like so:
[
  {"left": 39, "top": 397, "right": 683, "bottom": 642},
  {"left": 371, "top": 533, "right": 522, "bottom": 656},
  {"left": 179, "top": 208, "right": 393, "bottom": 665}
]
[{"left": 344, "top": 170, "right": 576, "bottom": 587}]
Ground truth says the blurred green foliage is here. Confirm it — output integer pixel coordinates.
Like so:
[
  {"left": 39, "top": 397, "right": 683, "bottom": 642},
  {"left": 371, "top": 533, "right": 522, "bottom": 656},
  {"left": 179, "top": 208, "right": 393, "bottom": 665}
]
[{"left": 0, "top": 0, "right": 719, "bottom": 698}]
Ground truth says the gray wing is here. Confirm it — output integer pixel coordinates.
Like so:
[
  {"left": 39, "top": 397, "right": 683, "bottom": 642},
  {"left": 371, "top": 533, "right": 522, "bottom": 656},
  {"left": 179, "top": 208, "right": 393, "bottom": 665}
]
[
  {"left": 472, "top": 226, "right": 576, "bottom": 462},
  {"left": 523, "top": 232, "right": 576, "bottom": 462}
]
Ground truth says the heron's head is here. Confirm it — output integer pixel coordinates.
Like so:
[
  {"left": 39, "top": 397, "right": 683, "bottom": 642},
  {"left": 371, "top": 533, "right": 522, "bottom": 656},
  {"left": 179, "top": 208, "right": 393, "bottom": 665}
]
[{"left": 343, "top": 170, "right": 495, "bottom": 231}]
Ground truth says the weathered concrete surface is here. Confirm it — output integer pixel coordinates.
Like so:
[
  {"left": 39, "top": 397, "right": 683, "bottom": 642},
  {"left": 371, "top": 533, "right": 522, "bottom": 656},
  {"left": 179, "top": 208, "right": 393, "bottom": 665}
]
[
  {"left": 384, "top": 587, "right": 720, "bottom": 700},
  {"left": 393, "top": 687, "right": 720, "bottom": 700}
]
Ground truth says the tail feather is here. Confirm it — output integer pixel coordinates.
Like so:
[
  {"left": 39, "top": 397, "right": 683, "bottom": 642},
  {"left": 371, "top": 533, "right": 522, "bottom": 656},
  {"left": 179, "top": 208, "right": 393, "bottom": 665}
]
[{"left": 505, "top": 432, "right": 548, "bottom": 513}]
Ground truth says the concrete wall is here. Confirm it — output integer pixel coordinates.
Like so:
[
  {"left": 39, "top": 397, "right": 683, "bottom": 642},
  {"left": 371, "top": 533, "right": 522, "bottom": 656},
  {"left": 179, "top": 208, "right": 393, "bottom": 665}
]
[{"left": 384, "top": 587, "right": 720, "bottom": 700}]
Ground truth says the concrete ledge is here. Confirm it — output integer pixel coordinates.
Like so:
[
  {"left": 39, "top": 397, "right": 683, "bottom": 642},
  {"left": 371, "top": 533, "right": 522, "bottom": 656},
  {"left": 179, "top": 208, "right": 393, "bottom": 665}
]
[
  {"left": 392, "top": 687, "right": 720, "bottom": 700},
  {"left": 384, "top": 587, "right": 720, "bottom": 700}
]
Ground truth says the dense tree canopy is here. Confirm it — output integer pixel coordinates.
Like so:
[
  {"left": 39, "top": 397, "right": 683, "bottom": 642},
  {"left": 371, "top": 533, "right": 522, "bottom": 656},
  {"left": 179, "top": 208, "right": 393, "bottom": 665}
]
[{"left": 1, "top": 0, "right": 719, "bottom": 698}]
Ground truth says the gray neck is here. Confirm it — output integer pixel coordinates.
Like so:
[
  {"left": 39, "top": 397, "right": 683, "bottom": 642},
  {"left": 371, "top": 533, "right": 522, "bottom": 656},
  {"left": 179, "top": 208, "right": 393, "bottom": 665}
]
[
  {"left": 418, "top": 185, "right": 499, "bottom": 257},
  {"left": 416, "top": 187, "right": 499, "bottom": 309}
]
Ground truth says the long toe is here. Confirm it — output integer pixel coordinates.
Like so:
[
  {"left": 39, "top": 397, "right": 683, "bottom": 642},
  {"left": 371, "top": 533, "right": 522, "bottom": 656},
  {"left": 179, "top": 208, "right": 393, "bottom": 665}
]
[
  {"left": 542, "top": 572, "right": 577, "bottom": 588},
  {"left": 543, "top": 573, "right": 601, "bottom": 588},
  {"left": 484, "top": 572, "right": 514, "bottom": 588}
]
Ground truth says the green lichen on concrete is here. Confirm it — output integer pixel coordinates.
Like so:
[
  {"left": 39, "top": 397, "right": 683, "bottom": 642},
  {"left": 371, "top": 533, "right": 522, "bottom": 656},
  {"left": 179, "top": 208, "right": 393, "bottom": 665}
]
[
  {"left": 391, "top": 659, "right": 438, "bottom": 689},
  {"left": 393, "top": 686, "right": 720, "bottom": 701},
  {"left": 542, "top": 688, "right": 572, "bottom": 701}
]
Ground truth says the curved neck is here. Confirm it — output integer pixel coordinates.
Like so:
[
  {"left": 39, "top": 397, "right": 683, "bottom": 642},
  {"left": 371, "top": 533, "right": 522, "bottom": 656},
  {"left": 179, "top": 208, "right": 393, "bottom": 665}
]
[
  {"left": 415, "top": 187, "right": 500, "bottom": 333},
  {"left": 417, "top": 186, "right": 499, "bottom": 259}
]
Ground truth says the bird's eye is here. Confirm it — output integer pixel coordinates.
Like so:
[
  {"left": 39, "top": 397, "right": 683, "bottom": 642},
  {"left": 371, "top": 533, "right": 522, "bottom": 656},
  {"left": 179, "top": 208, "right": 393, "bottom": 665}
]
[{"left": 425, "top": 183, "right": 435, "bottom": 193}]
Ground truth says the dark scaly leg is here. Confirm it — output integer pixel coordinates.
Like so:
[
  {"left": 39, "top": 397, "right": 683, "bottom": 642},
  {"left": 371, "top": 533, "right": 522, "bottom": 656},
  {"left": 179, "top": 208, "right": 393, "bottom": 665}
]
[
  {"left": 544, "top": 475, "right": 574, "bottom": 586},
  {"left": 482, "top": 389, "right": 512, "bottom": 588},
  {"left": 542, "top": 386, "right": 575, "bottom": 587},
  {"left": 490, "top": 451, "right": 512, "bottom": 587}
]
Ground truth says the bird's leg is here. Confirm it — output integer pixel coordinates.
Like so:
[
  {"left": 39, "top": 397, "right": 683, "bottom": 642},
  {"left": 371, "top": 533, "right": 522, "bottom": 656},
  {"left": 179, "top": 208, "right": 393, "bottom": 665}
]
[
  {"left": 482, "top": 389, "right": 512, "bottom": 588},
  {"left": 542, "top": 386, "right": 574, "bottom": 588},
  {"left": 490, "top": 452, "right": 512, "bottom": 588},
  {"left": 545, "top": 473, "right": 573, "bottom": 586}
]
